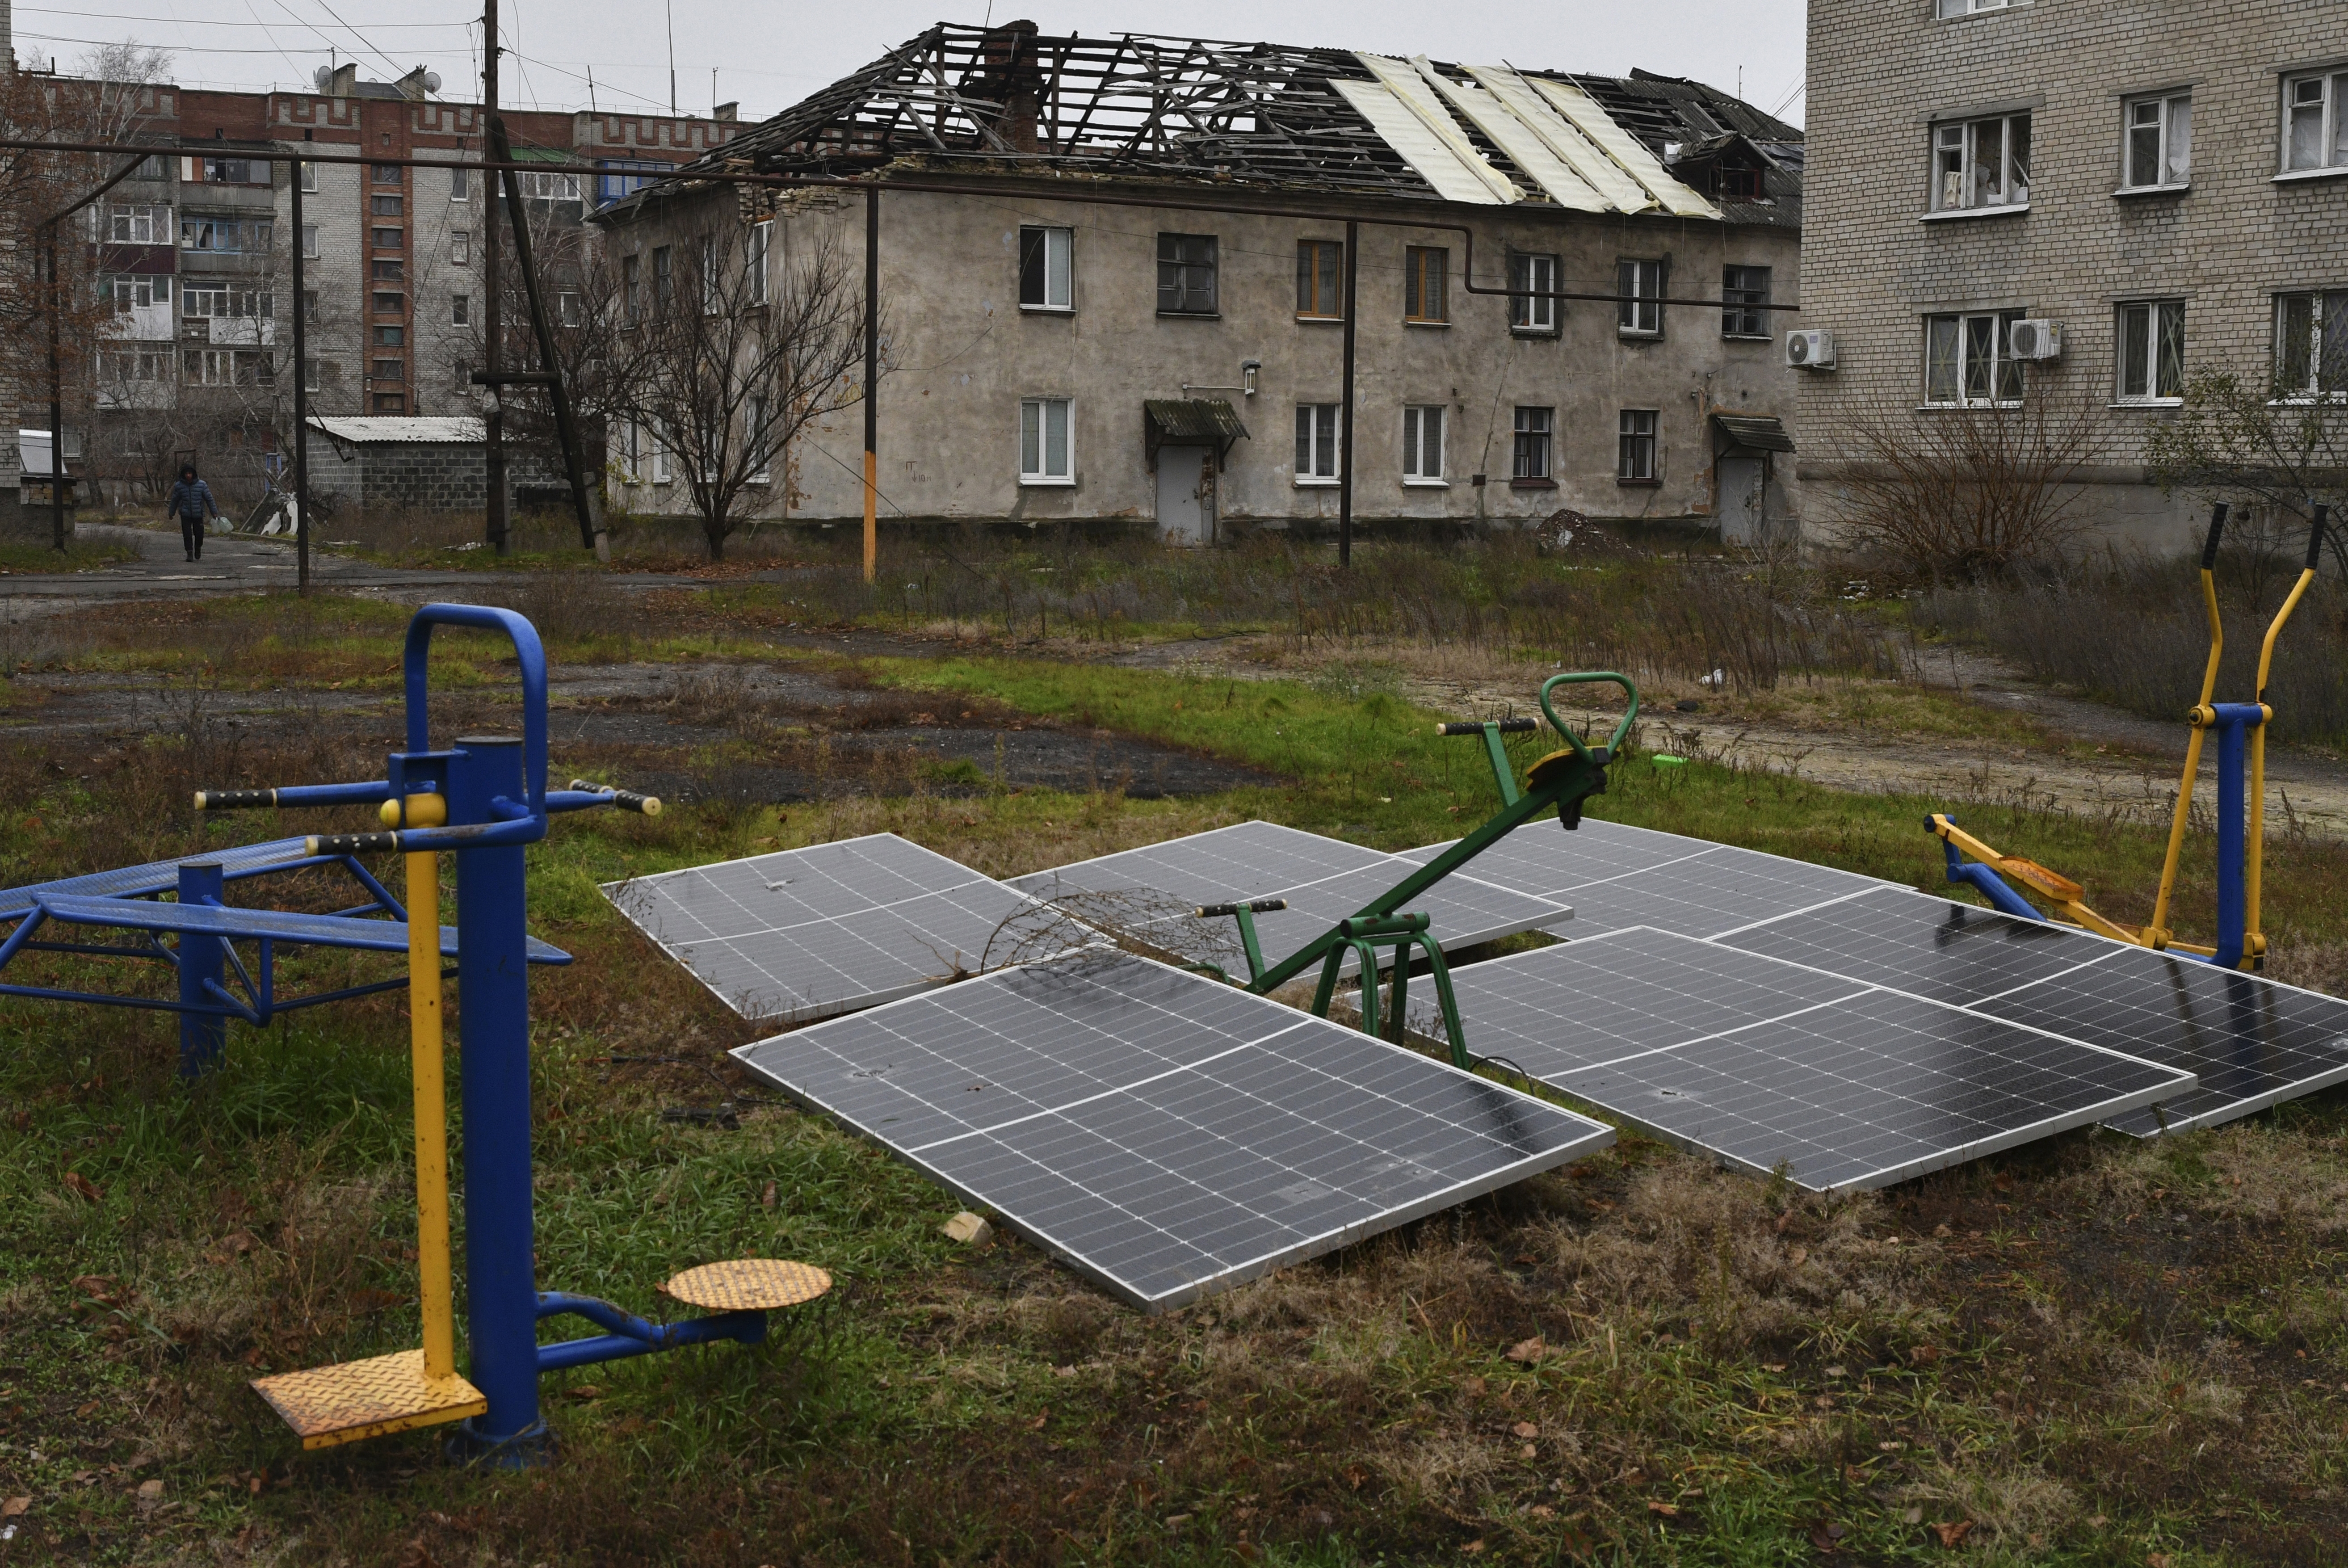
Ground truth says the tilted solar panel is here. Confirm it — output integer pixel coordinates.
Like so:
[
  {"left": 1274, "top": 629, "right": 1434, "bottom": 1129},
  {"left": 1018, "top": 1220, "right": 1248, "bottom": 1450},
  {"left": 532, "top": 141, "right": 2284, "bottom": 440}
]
[{"left": 735, "top": 950, "right": 1613, "bottom": 1310}]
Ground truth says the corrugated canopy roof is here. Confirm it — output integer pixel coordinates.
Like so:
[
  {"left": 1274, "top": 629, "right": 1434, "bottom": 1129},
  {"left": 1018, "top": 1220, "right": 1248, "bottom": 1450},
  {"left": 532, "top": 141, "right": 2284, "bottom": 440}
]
[
  {"left": 1145, "top": 399, "right": 1249, "bottom": 463},
  {"left": 306, "top": 416, "right": 485, "bottom": 445},
  {"left": 1712, "top": 413, "right": 1795, "bottom": 454}
]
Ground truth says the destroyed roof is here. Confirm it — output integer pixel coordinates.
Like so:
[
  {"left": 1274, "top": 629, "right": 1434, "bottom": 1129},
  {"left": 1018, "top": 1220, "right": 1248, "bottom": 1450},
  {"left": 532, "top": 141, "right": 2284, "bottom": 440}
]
[{"left": 649, "top": 22, "right": 1800, "bottom": 227}]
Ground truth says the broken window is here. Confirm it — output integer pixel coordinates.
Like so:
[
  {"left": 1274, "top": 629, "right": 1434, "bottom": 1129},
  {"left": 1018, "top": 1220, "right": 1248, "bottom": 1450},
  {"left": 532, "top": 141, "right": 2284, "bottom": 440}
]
[
  {"left": 1021, "top": 226, "right": 1073, "bottom": 311},
  {"left": 1296, "top": 239, "right": 1342, "bottom": 319},
  {"left": 1617, "top": 259, "right": 1663, "bottom": 336},
  {"left": 2116, "top": 300, "right": 2185, "bottom": 403},
  {"left": 1512, "top": 406, "right": 1553, "bottom": 482},
  {"left": 1617, "top": 410, "right": 1658, "bottom": 481},
  {"left": 1722, "top": 265, "right": 1771, "bottom": 339},
  {"left": 1404, "top": 247, "right": 1448, "bottom": 324},
  {"left": 1923, "top": 310, "right": 2027, "bottom": 405},
  {"left": 450, "top": 167, "right": 469, "bottom": 202},
  {"left": 1294, "top": 404, "right": 1339, "bottom": 483},
  {"left": 2284, "top": 70, "right": 2348, "bottom": 174},
  {"left": 1931, "top": 112, "right": 2030, "bottom": 211},
  {"left": 653, "top": 246, "right": 673, "bottom": 311},
  {"left": 749, "top": 220, "right": 772, "bottom": 307},
  {"left": 2124, "top": 93, "right": 2191, "bottom": 189},
  {"left": 2273, "top": 292, "right": 2348, "bottom": 398},
  {"left": 451, "top": 231, "right": 470, "bottom": 265},
  {"left": 373, "top": 163, "right": 402, "bottom": 185},
  {"left": 1157, "top": 233, "right": 1217, "bottom": 315},
  {"left": 623, "top": 255, "right": 640, "bottom": 324},
  {"left": 1402, "top": 406, "right": 1445, "bottom": 483},
  {"left": 1508, "top": 252, "right": 1558, "bottom": 333},
  {"left": 450, "top": 293, "right": 469, "bottom": 326},
  {"left": 1021, "top": 397, "right": 1073, "bottom": 483}
]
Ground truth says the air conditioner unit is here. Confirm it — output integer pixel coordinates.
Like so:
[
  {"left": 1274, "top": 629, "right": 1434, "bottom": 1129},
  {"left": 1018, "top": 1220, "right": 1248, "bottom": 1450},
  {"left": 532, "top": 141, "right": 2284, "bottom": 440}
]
[
  {"left": 1784, "top": 329, "right": 1836, "bottom": 370},
  {"left": 2009, "top": 319, "right": 2064, "bottom": 361}
]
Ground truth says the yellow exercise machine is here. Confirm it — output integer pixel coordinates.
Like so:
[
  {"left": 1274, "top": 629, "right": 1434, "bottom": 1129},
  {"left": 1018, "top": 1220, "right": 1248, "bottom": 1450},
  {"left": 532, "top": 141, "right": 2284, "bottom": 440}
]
[{"left": 1930, "top": 502, "right": 2330, "bottom": 970}]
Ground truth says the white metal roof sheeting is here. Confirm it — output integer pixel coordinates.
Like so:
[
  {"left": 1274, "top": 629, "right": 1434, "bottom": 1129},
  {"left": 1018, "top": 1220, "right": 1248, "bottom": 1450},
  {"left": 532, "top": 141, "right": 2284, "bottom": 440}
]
[
  {"left": 305, "top": 415, "right": 487, "bottom": 445},
  {"left": 1468, "top": 67, "right": 1657, "bottom": 214},
  {"left": 1330, "top": 78, "right": 1513, "bottom": 206},
  {"left": 1350, "top": 55, "right": 1523, "bottom": 205},
  {"left": 1411, "top": 60, "right": 1608, "bottom": 213},
  {"left": 1527, "top": 76, "right": 1718, "bottom": 219}
]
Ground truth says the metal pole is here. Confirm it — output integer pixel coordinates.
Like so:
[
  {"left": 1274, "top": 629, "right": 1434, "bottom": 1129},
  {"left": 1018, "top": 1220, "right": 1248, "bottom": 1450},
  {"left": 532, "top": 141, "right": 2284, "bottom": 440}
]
[
  {"left": 291, "top": 141, "right": 309, "bottom": 593},
  {"left": 175, "top": 860, "right": 226, "bottom": 1076},
  {"left": 482, "top": 0, "right": 508, "bottom": 555},
  {"left": 1338, "top": 218, "right": 1357, "bottom": 569},
  {"left": 46, "top": 221, "right": 65, "bottom": 551},
  {"left": 862, "top": 184, "right": 878, "bottom": 584}
]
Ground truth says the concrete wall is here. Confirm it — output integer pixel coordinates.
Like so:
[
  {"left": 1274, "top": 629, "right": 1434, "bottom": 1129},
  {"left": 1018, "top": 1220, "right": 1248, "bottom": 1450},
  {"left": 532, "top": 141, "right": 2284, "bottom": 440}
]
[
  {"left": 301, "top": 430, "right": 553, "bottom": 511},
  {"left": 1798, "top": 0, "right": 2348, "bottom": 555},
  {"left": 604, "top": 180, "right": 1805, "bottom": 537}
]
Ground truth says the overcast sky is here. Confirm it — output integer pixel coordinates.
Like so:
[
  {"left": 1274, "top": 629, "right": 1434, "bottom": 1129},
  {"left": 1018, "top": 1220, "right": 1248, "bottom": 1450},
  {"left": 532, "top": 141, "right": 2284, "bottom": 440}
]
[{"left": 12, "top": 1, "right": 1807, "bottom": 128}]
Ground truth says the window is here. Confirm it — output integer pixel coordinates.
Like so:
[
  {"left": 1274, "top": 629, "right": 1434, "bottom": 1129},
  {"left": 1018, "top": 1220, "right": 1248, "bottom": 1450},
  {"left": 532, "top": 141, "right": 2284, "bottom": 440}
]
[
  {"left": 298, "top": 160, "right": 318, "bottom": 193},
  {"left": 559, "top": 291, "right": 583, "bottom": 328},
  {"left": 1020, "top": 397, "right": 1073, "bottom": 483},
  {"left": 301, "top": 224, "right": 318, "bottom": 258},
  {"left": 652, "top": 246, "right": 673, "bottom": 311},
  {"left": 103, "top": 203, "right": 172, "bottom": 244},
  {"left": 1508, "top": 252, "right": 1558, "bottom": 333},
  {"left": 373, "top": 291, "right": 405, "bottom": 316},
  {"left": 515, "top": 170, "right": 582, "bottom": 202},
  {"left": 180, "top": 217, "right": 271, "bottom": 253},
  {"left": 97, "top": 347, "right": 167, "bottom": 383},
  {"left": 186, "top": 156, "right": 268, "bottom": 185},
  {"left": 701, "top": 240, "right": 720, "bottom": 314},
  {"left": 373, "top": 358, "right": 405, "bottom": 384},
  {"left": 373, "top": 394, "right": 405, "bottom": 414},
  {"left": 451, "top": 231, "right": 470, "bottom": 265},
  {"left": 1297, "top": 239, "right": 1342, "bottom": 318},
  {"left": 451, "top": 293, "right": 469, "bottom": 326},
  {"left": 181, "top": 286, "right": 270, "bottom": 320},
  {"left": 303, "top": 357, "right": 319, "bottom": 392},
  {"left": 1617, "top": 410, "right": 1659, "bottom": 481},
  {"left": 183, "top": 349, "right": 270, "bottom": 385},
  {"left": 373, "top": 163, "right": 401, "bottom": 185},
  {"left": 450, "top": 166, "right": 470, "bottom": 202},
  {"left": 301, "top": 289, "right": 317, "bottom": 323},
  {"left": 2283, "top": 69, "right": 2348, "bottom": 174},
  {"left": 1294, "top": 404, "right": 1339, "bottom": 483},
  {"left": 372, "top": 259, "right": 405, "bottom": 282},
  {"left": 748, "top": 220, "right": 771, "bottom": 307},
  {"left": 372, "top": 227, "right": 404, "bottom": 250},
  {"left": 1019, "top": 226, "right": 1073, "bottom": 311},
  {"left": 650, "top": 420, "right": 671, "bottom": 484},
  {"left": 1722, "top": 265, "right": 1771, "bottom": 338},
  {"left": 2116, "top": 300, "right": 2185, "bottom": 403},
  {"left": 1617, "top": 259, "right": 1663, "bottom": 336},
  {"left": 1934, "top": 0, "right": 2017, "bottom": 15},
  {"left": 371, "top": 194, "right": 403, "bottom": 218},
  {"left": 1157, "top": 233, "right": 1217, "bottom": 315},
  {"left": 623, "top": 255, "right": 640, "bottom": 323},
  {"left": 100, "top": 274, "right": 168, "bottom": 311},
  {"left": 2124, "top": 93, "right": 2192, "bottom": 189},
  {"left": 1402, "top": 405, "right": 1445, "bottom": 483},
  {"left": 2274, "top": 291, "right": 2348, "bottom": 398},
  {"left": 374, "top": 326, "right": 404, "bottom": 348},
  {"left": 1404, "top": 247, "right": 1448, "bottom": 323},
  {"left": 1512, "top": 406, "right": 1553, "bottom": 482},
  {"left": 1924, "top": 310, "right": 2028, "bottom": 405},
  {"left": 1931, "top": 112, "right": 2031, "bottom": 211},
  {"left": 595, "top": 160, "right": 672, "bottom": 205},
  {"left": 747, "top": 395, "right": 772, "bottom": 483}
]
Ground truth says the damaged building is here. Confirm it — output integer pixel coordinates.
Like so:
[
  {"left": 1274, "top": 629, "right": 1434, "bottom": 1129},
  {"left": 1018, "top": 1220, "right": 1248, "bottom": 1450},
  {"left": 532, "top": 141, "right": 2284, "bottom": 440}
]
[{"left": 596, "top": 21, "right": 1805, "bottom": 542}]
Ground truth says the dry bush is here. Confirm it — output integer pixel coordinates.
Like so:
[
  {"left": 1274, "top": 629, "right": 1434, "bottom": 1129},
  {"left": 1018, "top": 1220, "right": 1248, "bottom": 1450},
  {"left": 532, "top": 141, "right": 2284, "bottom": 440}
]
[{"left": 483, "top": 571, "right": 643, "bottom": 651}]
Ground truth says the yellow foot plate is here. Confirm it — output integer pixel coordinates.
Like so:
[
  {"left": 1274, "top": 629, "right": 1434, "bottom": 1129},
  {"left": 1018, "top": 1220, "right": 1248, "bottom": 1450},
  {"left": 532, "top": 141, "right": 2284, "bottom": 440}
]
[
  {"left": 251, "top": 1349, "right": 486, "bottom": 1450},
  {"left": 662, "top": 1258, "right": 832, "bottom": 1312}
]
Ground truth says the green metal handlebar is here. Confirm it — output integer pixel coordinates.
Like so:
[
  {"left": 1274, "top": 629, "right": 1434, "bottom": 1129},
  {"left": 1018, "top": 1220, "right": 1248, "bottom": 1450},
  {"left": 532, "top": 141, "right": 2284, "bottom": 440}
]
[{"left": 1538, "top": 672, "right": 1640, "bottom": 762}]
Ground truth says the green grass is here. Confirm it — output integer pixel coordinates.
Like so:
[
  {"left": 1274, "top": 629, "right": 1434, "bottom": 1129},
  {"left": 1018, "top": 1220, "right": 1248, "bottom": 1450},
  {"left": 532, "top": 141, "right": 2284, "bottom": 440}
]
[{"left": 0, "top": 538, "right": 141, "bottom": 573}]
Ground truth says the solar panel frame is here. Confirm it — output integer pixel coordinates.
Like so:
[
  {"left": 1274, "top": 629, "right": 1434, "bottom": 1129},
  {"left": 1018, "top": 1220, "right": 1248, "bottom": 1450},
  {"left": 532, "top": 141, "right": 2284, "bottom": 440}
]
[
  {"left": 603, "top": 833, "right": 1084, "bottom": 1024},
  {"left": 734, "top": 951, "right": 1614, "bottom": 1310}
]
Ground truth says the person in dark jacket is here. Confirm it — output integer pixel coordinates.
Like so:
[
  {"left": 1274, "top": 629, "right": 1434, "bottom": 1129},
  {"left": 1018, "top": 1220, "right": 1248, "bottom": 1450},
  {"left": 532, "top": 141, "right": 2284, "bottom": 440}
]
[{"left": 165, "top": 464, "right": 218, "bottom": 562}]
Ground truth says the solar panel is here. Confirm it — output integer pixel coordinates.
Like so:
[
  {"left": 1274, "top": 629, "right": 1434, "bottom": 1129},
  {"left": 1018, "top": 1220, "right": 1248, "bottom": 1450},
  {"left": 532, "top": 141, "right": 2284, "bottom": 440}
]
[
  {"left": 734, "top": 950, "right": 1613, "bottom": 1310},
  {"left": 1444, "top": 926, "right": 2196, "bottom": 1190},
  {"left": 1719, "top": 886, "right": 2348, "bottom": 1137},
  {"left": 1008, "top": 820, "right": 1572, "bottom": 974},
  {"left": 1402, "top": 819, "right": 1894, "bottom": 940},
  {"left": 604, "top": 833, "right": 1081, "bottom": 1024}
]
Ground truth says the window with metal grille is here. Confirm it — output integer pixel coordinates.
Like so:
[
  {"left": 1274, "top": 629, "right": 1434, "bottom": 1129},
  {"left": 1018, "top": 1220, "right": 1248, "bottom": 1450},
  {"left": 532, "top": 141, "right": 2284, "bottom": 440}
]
[
  {"left": 2274, "top": 291, "right": 2348, "bottom": 398},
  {"left": 2116, "top": 300, "right": 2185, "bottom": 403},
  {"left": 1923, "top": 310, "right": 2028, "bottom": 405}
]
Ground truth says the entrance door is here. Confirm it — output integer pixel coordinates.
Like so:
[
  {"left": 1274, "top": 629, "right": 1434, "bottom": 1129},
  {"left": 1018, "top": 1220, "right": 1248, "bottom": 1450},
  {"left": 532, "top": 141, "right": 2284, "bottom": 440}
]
[
  {"left": 1717, "top": 456, "right": 1765, "bottom": 545},
  {"left": 1155, "top": 445, "right": 1214, "bottom": 545}
]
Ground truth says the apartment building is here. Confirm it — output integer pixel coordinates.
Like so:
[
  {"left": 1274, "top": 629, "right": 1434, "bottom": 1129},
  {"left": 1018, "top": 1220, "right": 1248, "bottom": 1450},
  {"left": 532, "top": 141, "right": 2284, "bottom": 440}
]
[
  {"left": 1797, "top": 0, "right": 2348, "bottom": 550},
  {"left": 598, "top": 24, "right": 1806, "bottom": 542}
]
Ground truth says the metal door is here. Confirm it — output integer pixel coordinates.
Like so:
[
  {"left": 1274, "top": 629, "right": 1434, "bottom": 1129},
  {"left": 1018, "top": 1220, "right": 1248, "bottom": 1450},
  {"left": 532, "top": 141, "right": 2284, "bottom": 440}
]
[
  {"left": 1717, "top": 456, "right": 1765, "bottom": 545},
  {"left": 1155, "top": 445, "right": 1214, "bottom": 545}
]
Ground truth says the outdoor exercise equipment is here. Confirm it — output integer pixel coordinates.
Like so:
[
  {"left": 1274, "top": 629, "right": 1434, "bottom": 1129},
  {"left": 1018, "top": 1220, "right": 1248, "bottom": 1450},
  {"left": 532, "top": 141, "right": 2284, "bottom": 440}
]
[
  {"left": 1200, "top": 671, "right": 1635, "bottom": 1064},
  {"left": 1930, "top": 503, "right": 2330, "bottom": 970},
  {"left": 0, "top": 603, "right": 829, "bottom": 1462}
]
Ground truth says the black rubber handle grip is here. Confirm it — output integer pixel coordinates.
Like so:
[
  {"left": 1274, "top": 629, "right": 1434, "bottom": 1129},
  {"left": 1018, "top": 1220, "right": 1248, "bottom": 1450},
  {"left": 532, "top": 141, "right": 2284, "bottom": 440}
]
[
  {"left": 2307, "top": 504, "right": 2330, "bottom": 572},
  {"left": 1437, "top": 718, "right": 1537, "bottom": 736},
  {"left": 2201, "top": 503, "right": 2228, "bottom": 570},
  {"left": 306, "top": 832, "right": 399, "bottom": 856},
  {"left": 1195, "top": 899, "right": 1288, "bottom": 918},
  {"left": 194, "top": 789, "right": 276, "bottom": 811},
  {"left": 569, "top": 778, "right": 663, "bottom": 816}
]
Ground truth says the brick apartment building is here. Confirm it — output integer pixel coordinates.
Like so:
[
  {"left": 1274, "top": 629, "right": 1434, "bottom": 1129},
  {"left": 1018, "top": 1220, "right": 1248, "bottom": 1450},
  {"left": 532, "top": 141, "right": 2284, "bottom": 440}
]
[
  {"left": 7, "top": 50, "right": 739, "bottom": 514},
  {"left": 1796, "top": 0, "right": 2348, "bottom": 551}
]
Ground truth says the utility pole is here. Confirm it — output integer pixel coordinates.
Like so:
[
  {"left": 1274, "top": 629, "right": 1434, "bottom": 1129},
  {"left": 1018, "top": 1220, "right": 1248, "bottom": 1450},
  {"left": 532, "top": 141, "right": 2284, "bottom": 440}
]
[
  {"left": 45, "top": 221, "right": 64, "bottom": 551},
  {"left": 481, "top": 0, "right": 507, "bottom": 554},
  {"left": 292, "top": 133, "right": 310, "bottom": 593},
  {"left": 1338, "top": 218, "right": 1357, "bottom": 568},
  {"left": 862, "top": 185, "right": 878, "bottom": 584}
]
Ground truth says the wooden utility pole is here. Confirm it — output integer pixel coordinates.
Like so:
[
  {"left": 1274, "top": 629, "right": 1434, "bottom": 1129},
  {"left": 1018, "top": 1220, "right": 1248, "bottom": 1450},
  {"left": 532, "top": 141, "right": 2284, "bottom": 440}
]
[
  {"left": 292, "top": 135, "right": 310, "bottom": 592},
  {"left": 861, "top": 185, "right": 878, "bottom": 583},
  {"left": 1338, "top": 218, "right": 1357, "bottom": 568},
  {"left": 481, "top": 0, "right": 507, "bottom": 554}
]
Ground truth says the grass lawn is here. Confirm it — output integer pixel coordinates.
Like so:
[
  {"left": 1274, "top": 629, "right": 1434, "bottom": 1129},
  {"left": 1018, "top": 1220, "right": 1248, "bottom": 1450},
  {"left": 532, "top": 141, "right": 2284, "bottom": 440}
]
[{"left": 2, "top": 611, "right": 2345, "bottom": 1565}]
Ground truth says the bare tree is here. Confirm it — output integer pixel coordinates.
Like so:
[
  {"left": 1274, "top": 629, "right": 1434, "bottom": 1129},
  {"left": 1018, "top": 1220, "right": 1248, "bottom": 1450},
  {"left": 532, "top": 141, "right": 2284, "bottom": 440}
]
[
  {"left": 616, "top": 217, "right": 870, "bottom": 561},
  {"left": 2148, "top": 365, "right": 2348, "bottom": 578}
]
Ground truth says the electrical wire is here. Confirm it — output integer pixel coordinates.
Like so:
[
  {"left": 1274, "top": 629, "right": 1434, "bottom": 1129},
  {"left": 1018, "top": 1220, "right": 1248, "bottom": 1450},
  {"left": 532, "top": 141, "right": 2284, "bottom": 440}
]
[
  {"left": 15, "top": 6, "right": 468, "bottom": 28},
  {"left": 269, "top": 0, "right": 407, "bottom": 82}
]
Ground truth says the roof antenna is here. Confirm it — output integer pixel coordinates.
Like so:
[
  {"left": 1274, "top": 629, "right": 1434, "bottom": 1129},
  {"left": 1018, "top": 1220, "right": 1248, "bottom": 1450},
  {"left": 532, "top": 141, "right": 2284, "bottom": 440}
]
[{"left": 665, "top": 0, "right": 676, "bottom": 116}]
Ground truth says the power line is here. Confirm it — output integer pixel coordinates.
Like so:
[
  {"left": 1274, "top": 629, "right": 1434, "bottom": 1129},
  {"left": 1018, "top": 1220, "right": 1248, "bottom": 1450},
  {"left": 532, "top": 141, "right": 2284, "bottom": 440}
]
[
  {"left": 17, "top": 6, "right": 469, "bottom": 29},
  {"left": 269, "top": 0, "right": 407, "bottom": 81}
]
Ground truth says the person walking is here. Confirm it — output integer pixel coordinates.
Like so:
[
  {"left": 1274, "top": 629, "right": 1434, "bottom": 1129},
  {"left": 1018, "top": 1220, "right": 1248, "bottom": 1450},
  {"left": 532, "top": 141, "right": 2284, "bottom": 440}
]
[{"left": 165, "top": 464, "right": 219, "bottom": 562}]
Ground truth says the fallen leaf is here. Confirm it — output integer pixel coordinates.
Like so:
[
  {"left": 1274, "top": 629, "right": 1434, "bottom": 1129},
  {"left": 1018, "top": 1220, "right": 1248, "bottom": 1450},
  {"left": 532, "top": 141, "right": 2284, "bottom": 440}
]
[
  {"left": 1504, "top": 1336, "right": 1547, "bottom": 1363},
  {"left": 2146, "top": 1556, "right": 2171, "bottom": 1568},
  {"left": 1763, "top": 1362, "right": 1788, "bottom": 1373},
  {"left": 1787, "top": 1245, "right": 1810, "bottom": 1266},
  {"left": 1810, "top": 1520, "right": 1848, "bottom": 1551},
  {"left": 1929, "top": 1519, "right": 1974, "bottom": 1547},
  {"left": 2086, "top": 1515, "right": 2108, "bottom": 1529},
  {"left": 1343, "top": 1464, "right": 1368, "bottom": 1491},
  {"left": 1528, "top": 1504, "right": 1554, "bottom": 1520},
  {"left": 1458, "top": 1375, "right": 1487, "bottom": 1396},
  {"left": 1648, "top": 1500, "right": 1680, "bottom": 1518},
  {"left": 1027, "top": 1411, "right": 1049, "bottom": 1430},
  {"left": 0, "top": 1499, "right": 26, "bottom": 1518},
  {"left": 1511, "top": 1421, "right": 1540, "bottom": 1440},
  {"left": 62, "top": 1171, "right": 102, "bottom": 1203},
  {"left": 760, "top": 1181, "right": 777, "bottom": 1209},
  {"left": 1902, "top": 1507, "right": 1924, "bottom": 1525},
  {"left": 1461, "top": 1542, "right": 1485, "bottom": 1556},
  {"left": 136, "top": 1479, "right": 164, "bottom": 1502},
  {"left": 567, "top": 1385, "right": 602, "bottom": 1400},
  {"left": 1909, "top": 1344, "right": 1942, "bottom": 1366}
]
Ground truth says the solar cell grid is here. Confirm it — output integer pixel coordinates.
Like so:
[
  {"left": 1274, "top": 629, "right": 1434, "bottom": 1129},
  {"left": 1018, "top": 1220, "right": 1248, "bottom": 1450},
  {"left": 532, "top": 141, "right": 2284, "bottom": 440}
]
[
  {"left": 736, "top": 952, "right": 1613, "bottom": 1308},
  {"left": 1718, "top": 885, "right": 2107, "bottom": 1003}
]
